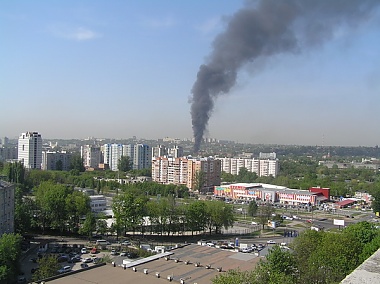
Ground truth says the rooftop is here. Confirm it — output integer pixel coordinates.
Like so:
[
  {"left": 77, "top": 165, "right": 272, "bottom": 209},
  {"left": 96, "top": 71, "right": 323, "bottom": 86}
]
[{"left": 46, "top": 244, "right": 261, "bottom": 284}]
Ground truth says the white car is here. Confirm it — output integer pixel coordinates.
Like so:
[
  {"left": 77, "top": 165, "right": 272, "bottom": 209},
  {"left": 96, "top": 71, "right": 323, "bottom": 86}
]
[
  {"left": 81, "top": 248, "right": 87, "bottom": 254},
  {"left": 58, "top": 265, "right": 71, "bottom": 274},
  {"left": 267, "top": 240, "right": 276, "bottom": 244},
  {"left": 251, "top": 221, "right": 258, "bottom": 225},
  {"left": 82, "top": 257, "right": 93, "bottom": 263}
]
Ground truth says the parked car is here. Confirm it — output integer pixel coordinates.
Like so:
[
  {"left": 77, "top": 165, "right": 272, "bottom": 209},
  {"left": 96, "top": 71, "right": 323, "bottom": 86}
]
[
  {"left": 57, "top": 265, "right": 71, "bottom": 274},
  {"left": 126, "top": 252, "right": 138, "bottom": 259},
  {"left": 57, "top": 255, "right": 69, "bottom": 263},
  {"left": 70, "top": 256, "right": 81, "bottom": 263},
  {"left": 82, "top": 257, "right": 93, "bottom": 263},
  {"left": 110, "top": 249, "right": 118, "bottom": 255},
  {"left": 81, "top": 248, "right": 87, "bottom": 254},
  {"left": 267, "top": 240, "right": 276, "bottom": 244},
  {"left": 122, "top": 240, "right": 131, "bottom": 246},
  {"left": 80, "top": 263, "right": 89, "bottom": 269},
  {"left": 120, "top": 252, "right": 127, "bottom": 256},
  {"left": 31, "top": 268, "right": 39, "bottom": 274},
  {"left": 90, "top": 247, "right": 98, "bottom": 254}
]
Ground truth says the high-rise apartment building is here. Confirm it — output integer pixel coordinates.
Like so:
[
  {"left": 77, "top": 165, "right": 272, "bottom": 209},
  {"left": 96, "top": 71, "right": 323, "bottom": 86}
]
[
  {"left": 152, "top": 156, "right": 221, "bottom": 191},
  {"left": 103, "top": 144, "right": 123, "bottom": 171},
  {"left": 0, "top": 181, "right": 15, "bottom": 235},
  {"left": 81, "top": 145, "right": 101, "bottom": 169},
  {"left": 18, "top": 132, "right": 42, "bottom": 169},
  {"left": 168, "top": 145, "right": 183, "bottom": 158},
  {"left": 102, "top": 143, "right": 151, "bottom": 171},
  {"left": 133, "top": 144, "right": 151, "bottom": 170},
  {"left": 152, "top": 145, "right": 167, "bottom": 158}
]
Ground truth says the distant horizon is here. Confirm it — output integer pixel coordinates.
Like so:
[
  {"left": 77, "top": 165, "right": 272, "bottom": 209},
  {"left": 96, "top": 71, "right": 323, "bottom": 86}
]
[
  {"left": 2, "top": 133, "right": 379, "bottom": 148},
  {"left": 2, "top": 1, "right": 380, "bottom": 147}
]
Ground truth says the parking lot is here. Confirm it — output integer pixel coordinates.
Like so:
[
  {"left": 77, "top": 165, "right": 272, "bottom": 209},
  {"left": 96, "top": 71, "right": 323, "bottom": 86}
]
[{"left": 20, "top": 237, "right": 117, "bottom": 283}]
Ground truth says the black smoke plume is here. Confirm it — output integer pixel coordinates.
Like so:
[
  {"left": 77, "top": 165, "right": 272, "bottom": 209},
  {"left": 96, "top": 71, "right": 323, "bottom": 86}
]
[{"left": 190, "top": 0, "right": 379, "bottom": 153}]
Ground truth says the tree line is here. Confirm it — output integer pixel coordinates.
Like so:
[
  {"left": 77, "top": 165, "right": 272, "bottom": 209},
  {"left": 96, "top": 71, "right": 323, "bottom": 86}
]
[
  {"left": 213, "top": 221, "right": 380, "bottom": 284},
  {"left": 112, "top": 191, "right": 235, "bottom": 238}
]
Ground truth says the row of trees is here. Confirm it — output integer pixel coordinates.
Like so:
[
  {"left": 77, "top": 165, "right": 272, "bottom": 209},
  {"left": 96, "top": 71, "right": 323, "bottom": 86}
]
[
  {"left": 112, "top": 192, "right": 235, "bottom": 237},
  {"left": 213, "top": 221, "right": 380, "bottom": 284},
  {"left": 15, "top": 181, "right": 91, "bottom": 234},
  {"left": 0, "top": 233, "right": 22, "bottom": 284}
]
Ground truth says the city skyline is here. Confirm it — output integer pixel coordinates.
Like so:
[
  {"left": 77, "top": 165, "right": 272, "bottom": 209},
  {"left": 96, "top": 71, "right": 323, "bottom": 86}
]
[{"left": 2, "top": 1, "right": 380, "bottom": 147}]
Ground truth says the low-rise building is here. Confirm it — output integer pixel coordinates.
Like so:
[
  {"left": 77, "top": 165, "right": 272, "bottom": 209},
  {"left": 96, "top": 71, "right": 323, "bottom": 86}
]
[{"left": 214, "top": 183, "right": 328, "bottom": 206}]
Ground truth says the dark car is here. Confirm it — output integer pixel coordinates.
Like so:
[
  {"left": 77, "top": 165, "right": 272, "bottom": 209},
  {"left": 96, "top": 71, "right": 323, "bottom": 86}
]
[
  {"left": 31, "top": 267, "right": 39, "bottom": 274},
  {"left": 127, "top": 252, "right": 138, "bottom": 259},
  {"left": 57, "top": 255, "right": 69, "bottom": 263},
  {"left": 80, "top": 263, "right": 89, "bottom": 269}
]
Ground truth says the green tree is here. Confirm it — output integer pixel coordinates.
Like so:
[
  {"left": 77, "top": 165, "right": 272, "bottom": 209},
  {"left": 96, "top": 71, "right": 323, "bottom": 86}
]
[
  {"left": 3, "top": 161, "right": 25, "bottom": 184},
  {"left": 32, "top": 255, "right": 60, "bottom": 281},
  {"left": 34, "top": 182, "right": 71, "bottom": 232},
  {"left": 0, "top": 233, "right": 22, "bottom": 284},
  {"left": 118, "top": 156, "right": 132, "bottom": 172},
  {"left": 79, "top": 212, "right": 96, "bottom": 239},
  {"left": 212, "top": 269, "right": 254, "bottom": 284},
  {"left": 254, "top": 245, "right": 297, "bottom": 284},
  {"left": 70, "top": 154, "right": 85, "bottom": 172},
  {"left": 205, "top": 201, "right": 234, "bottom": 235},
  {"left": 55, "top": 160, "right": 63, "bottom": 171},
  {"left": 185, "top": 200, "right": 207, "bottom": 235},
  {"left": 371, "top": 190, "right": 380, "bottom": 214},
  {"left": 247, "top": 200, "right": 258, "bottom": 217},
  {"left": 257, "top": 202, "right": 274, "bottom": 230},
  {"left": 14, "top": 186, "right": 34, "bottom": 234},
  {"left": 193, "top": 170, "right": 206, "bottom": 192},
  {"left": 96, "top": 218, "right": 108, "bottom": 236}
]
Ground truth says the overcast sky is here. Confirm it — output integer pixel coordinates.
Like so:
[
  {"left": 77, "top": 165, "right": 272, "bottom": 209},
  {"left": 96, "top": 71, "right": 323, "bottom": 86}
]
[{"left": 1, "top": 1, "right": 380, "bottom": 146}]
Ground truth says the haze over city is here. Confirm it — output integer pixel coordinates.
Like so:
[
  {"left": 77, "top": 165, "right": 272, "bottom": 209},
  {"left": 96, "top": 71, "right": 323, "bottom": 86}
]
[{"left": 2, "top": 0, "right": 380, "bottom": 147}]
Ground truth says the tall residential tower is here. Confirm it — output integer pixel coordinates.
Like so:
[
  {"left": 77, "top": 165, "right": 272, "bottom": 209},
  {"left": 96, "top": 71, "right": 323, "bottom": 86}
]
[{"left": 17, "top": 132, "right": 42, "bottom": 169}]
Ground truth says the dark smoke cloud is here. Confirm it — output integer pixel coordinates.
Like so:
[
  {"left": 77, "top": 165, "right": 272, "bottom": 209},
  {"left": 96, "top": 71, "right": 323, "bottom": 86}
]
[{"left": 190, "top": 0, "right": 379, "bottom": 153}]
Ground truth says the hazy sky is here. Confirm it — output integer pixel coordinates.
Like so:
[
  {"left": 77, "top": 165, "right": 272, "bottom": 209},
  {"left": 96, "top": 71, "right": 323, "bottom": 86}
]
[{"left": 1, "top": 1, "right": 380, "bottom": 146}]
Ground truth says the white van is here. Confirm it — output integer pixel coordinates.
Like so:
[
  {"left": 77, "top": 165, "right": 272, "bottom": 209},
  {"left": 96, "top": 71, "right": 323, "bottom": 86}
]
[{"left": 96, "top": 240, "right": 110, "bottom": 245}]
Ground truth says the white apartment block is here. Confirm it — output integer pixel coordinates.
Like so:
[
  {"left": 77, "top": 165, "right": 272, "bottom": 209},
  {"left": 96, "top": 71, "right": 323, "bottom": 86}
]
[
  {"left": 81, "top": 145, "right": 101, "bottom": 169},
  {"left": 103, "top": 144, "right": 123, "bottom": 171},
  {"left": 152, "top": 145, "right": 183, "bottom": 159},
  {"left": 216, "top": 157, "right": 279, "bottom": 177},
  {"left": 152, "top": 145, "right": 167, "bottom": 158},
  {"left": 103, "top": 143, "right": 151, "bottom": 171},
  {"left": 18, "top": 132, "right": 42, "bottom": 169},
  {"left": 42, "top": 151, "right": 72, "bottom": 171},
  {"left": 152, "top": 156, "right": 189, "bottom": 185},
  {"left": 168, "top": 145, "right": 183, "bottom": 158},
  {"left": 0, "top": 181, "right": 15, "bottom": 235}
]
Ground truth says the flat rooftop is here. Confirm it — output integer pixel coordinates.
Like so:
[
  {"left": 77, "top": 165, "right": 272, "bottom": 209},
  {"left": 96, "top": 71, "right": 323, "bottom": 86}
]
[{"left": 46, "top": 244, "right": 262, "bottom": 284}]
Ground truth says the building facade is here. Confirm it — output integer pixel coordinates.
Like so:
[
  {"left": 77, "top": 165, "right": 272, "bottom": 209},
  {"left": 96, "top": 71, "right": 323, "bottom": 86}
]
[
  {"left": 103, "top": 144, "right": 152, "bottom": 171},
  {"left": 214, "top": 183, "right": 328, "bottom": 205},
  {"left": 0, "top": 181, "right": 15, "bottom": 235},
  {"left": 18, "top": 132, "right": 42, "bottom": 169},
  {"left": 133, "top": 144, "right": 151, "bottom": 170},
  {"left": 42, "top": 151, "right": 72, "bottom": 171},
  {"left": 216, "top": 157, "right": 279, "bottom": 177},
  {"left": 152, "top": 156, "right": 221, "bottom": 191},
  {"left": 81, "top": 145, "right": 101, "bottom": 169}
]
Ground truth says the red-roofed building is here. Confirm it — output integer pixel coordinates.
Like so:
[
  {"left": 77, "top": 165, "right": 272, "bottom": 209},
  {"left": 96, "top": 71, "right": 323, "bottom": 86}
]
[
  {"left": 336, "top": 199, "right": 356, "bottom": 209},
  {"left": 309, "top": 187, "right": 330, "bottom": 200}
]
